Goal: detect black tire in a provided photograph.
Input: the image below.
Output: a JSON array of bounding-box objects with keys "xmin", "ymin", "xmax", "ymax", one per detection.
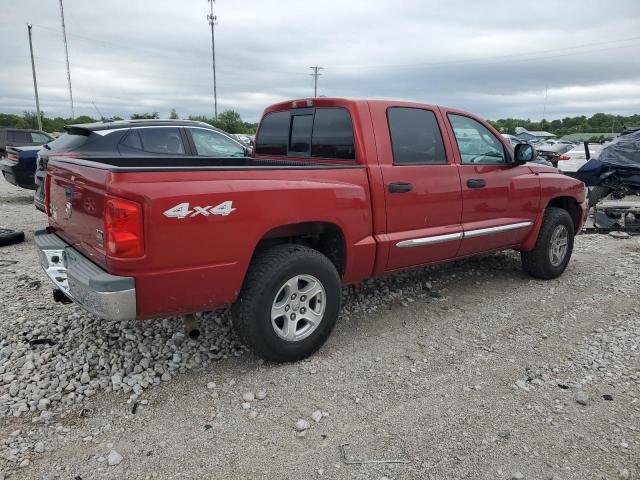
[
  {"xmin": 0, "ymin": 228, "xmax": 25, "ymax": 247},
  {"xmin": 232, "ymin": 244, "xmax": 341, "ymax": 362},
  {"xmin": 587, "ymin": 186, "xmax": 611, "ymax": 209},
  {"xmin": 521, "ymin": 207, "xmax": 574, "ymax": 280}
]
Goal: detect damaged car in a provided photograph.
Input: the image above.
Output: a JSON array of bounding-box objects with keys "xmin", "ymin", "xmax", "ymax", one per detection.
[{"xmin": 570, "ymin": 131, "xmax": 640, "ymax": 233}]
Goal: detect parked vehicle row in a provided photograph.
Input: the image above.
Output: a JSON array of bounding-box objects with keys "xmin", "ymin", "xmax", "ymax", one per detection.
[
  {"xmin": 34, "ymin": 97, "xmax": 587, "ymax": 361},
  {"xmin": 32, "ymin": 120, "xmax": 251, "ymax": 211}
]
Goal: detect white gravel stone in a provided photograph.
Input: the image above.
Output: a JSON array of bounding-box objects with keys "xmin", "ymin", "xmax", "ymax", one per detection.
[
  {"xmin": 242, "ymin": 391, "xmax": 255, "ymax": 402},
  {"xmin": 311, "ymin": 410, "xmax": 322, "ymax": 423},
  {"xmin": 207, "ymin": 382, "xmax": 217, "ymax": 390},
  {"xmin": 241, "ymin": 402, "xmax": 251, "ymax": 410},
  {"xmin": 575, "ymin": 391, "xmax": 589, "ymax": 406},
  {"xmin": 107, "ymin": 450, "xmax": 124, "ymax": 466},
  {"xmin": 295, "ymin": 419, "xmax": 310, "ymax": 431},
  {"xmin": 255, "ymin": 390, "xmax": 267, "ymax": 400}
]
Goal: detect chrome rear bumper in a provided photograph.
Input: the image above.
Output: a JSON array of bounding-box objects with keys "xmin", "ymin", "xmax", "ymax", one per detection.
[{"xmin": 34, "ymin": 230, "xmax": 136, "ymax": 321}]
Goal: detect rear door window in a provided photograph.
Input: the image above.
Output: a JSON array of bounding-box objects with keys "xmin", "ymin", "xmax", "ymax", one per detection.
[
  {"xmin": 387, "ymin": 107, "xmax": 447, "ymax": 165},
  {"xmin": 137, "ymin": 128, "xmax": 186, "ymax": 155},
  {"xmin": 255, "ymin": 111, "xmax": 289, "ymax": 155}
]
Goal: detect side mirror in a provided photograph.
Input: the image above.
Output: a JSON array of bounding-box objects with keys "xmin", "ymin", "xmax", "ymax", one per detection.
[{"xmin": 514, "ymin": 143, "xmax": 536, "ymax": 164}]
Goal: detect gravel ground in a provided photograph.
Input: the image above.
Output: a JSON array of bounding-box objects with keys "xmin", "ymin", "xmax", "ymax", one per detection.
[{"xmin": 0, "ymin": 179, "xmax": 639, "ymax": 480}]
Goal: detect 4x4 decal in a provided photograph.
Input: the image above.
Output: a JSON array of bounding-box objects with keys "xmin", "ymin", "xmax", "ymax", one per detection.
[{"xmin": 163, "ymin": 201, "xmax": 236, "ymax": 219}]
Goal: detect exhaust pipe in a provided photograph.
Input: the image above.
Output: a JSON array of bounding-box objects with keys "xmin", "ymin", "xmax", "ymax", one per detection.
[
  {"xmin": 183, "ymin": 314, "xmax": 201, "ymax": 339},
  {"xmin": 52, "ymin": 288, "xmax": 72, "ymax": 304}
]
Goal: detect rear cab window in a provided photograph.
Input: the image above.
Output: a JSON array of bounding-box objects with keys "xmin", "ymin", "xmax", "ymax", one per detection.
[{"xmin": 255, "ymin": 107, "xmax": 356, "ymax": 160}]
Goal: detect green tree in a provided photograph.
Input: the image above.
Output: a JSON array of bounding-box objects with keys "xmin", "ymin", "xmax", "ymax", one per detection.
[
  {"xmin": 169, "ymin": 109, "xmax": 178, "ymax": 119},
  {"xmin": 130, "ymin": 112, "xmax": 159, "ymax": 120},
  {"xmin": 216, "ymin": 110, "xmax": 244, "ymax": 133}
]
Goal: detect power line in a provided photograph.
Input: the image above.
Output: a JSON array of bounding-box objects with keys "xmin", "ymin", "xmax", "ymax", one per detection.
[
  {"xmin": 310, "ymin": 66, "xmax": 323, "ymax": 97},
  {"xmin": 58, "ymin": 0, "xmax": 74, "ymax": 118},
  {"xmin": 327, "ymin": 35, "xmax": 640, "ymax": 71}
]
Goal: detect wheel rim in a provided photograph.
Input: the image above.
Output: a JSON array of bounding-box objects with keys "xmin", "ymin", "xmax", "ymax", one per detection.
[
  {"xmin": 271, "ymin": 274, "xmax": 326, "ymax": 342},
  {"xmin": 549, "ymin": 224, "xmax": 569, "ymax": 267}
]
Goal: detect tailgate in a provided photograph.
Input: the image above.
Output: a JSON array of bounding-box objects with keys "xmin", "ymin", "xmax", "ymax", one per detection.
[{"xmin": 47, "ymin": 159, "xmax": 109, "ymax": 268}]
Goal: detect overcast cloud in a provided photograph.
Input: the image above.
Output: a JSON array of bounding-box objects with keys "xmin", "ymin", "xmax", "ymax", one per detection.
[{"xmin": 1, "ymin": 0, "xmax": 639, "ymax": 122}]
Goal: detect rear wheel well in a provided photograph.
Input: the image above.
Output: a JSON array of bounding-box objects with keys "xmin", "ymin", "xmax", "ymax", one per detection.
[
  {"xmin": 253, "ymin": 222, "xmax": 346, "ymax": 277},
  {"xmin": 547, "ymin": 196, "xmax": 580, "ymax": 231}
]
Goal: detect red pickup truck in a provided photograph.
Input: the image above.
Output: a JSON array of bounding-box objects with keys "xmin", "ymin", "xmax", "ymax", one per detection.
[{"xmin": 35, "ymin": 98, "xmax": 587, "ymax": 361}]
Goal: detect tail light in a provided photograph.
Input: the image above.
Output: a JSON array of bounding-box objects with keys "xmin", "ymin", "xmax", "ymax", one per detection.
[
  {"xmin": 104, "ymin": 196, "xmax": 144, "ymax": 258},
  {"xmin": 558, "ymin": 155, "xmax": 571, "ymax": 161},
  {"xmin": 7, "ymin": 153, "xmax": 19, "ymax": 164},
  {"xmin": 44, "ymin": 174, "xmax": 51, "ymax": 216}
]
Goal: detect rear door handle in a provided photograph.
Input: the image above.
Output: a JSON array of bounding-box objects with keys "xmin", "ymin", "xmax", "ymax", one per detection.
[
  {"xmin": 389, "ymin": 182, "xmax": 413, "ymax": 193},
  {"xmin": 467, "ymin": 179, "xmax": 486, "ymax": 188}
]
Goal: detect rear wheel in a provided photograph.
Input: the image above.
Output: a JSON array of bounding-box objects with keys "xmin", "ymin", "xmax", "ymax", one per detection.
[
  {"xmin": 232, "ymin": 244, "xmax": 341, "ymax": 362},
  {"xmin": 521, "ymin": 207, "xmax": 574, "ymax": 279}
]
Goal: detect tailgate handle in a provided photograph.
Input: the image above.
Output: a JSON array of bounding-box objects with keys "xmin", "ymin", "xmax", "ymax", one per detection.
[
  {"xmin": 467, "ymin": 179, "xmax": 486, "ymax": 188},
  {"xmin": 389, "ymin": 182, "xmax": 413, "ymax": 193}
]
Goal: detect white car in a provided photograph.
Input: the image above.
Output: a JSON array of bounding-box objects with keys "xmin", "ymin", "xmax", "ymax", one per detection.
[{"xmin": 557, "ymin": 143, "xmax": 604, "ymax": 173}]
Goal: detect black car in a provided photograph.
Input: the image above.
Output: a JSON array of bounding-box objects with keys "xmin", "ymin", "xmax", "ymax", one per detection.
[
  {"xmin": 34, "ymin": 119, "xmax": 251, "ymax": 211},
  {"xmin": 0, "ymin": 128, "xmax": 53, "ymax": 189}
]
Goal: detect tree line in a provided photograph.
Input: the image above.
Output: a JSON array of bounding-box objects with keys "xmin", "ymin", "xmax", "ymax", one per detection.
[
  {"xmin": 2, "ymin": 109, "xmax": 638, "ymax": 138},
  {"xmin": 488, "ymin": 112, "xmax": 640, "ymax": 137},
  {"xmin": 0, "ymin": 109, "xmax": 258, "ymax": 135}
]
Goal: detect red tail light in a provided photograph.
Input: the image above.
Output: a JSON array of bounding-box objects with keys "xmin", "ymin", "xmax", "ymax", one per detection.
[
  {"xmin": 558, "ymin": 155, "xmax": 571, "ymax": 161},
  {"xmin": 104, "ymin": 196, "xmax": 144, "ymax": 258},
  {"xmin": 44, "ymin": 174, "xmax": 51, "ymax": 216},
  {"xmin": 7, "ymin": 153, "xmax": 19, "ymax": 163}
]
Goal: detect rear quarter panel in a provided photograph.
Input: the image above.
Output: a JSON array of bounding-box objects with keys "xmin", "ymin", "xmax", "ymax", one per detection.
[{"xmin": 107, "ymin": 167, "xmax": 374, "ymax": 318}]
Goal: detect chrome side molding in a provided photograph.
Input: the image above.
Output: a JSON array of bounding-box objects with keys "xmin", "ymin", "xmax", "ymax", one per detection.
[
  {"xmin": 396, "ymin": 232, "xmax": 463, "ymax": 248},
  {"xmin": 395, "ymin": 221, "xmax": 533, "ymax": 248}
]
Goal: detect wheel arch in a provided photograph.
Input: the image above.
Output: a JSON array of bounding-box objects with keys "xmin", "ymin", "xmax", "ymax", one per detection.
[
  {"xmin": 252, "ymin": 221, "xmax": 347, "ymax": 278},
  {"xmin": 520, "ymin": 195, "xmax": 582, "ymax": 251}
]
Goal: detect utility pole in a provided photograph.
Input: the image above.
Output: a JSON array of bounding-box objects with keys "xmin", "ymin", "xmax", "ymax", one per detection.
[
  {"xmin": 58, "ymin": 0, "xmax": 74, "ymax": 118},
  {"xmin": 207, "ymin": 0, "xmax": 218, "ymax": 120},
  {"xmin": 541, "ymin": 85, "xmax": 548, "ymax": 124},
  {"xmin": 27, "ymin": 23, "xmax": 42, "ymax": 131},
  {"xmin": 309, "ymin": 66, "xmax": 323, "ymax": 97}
]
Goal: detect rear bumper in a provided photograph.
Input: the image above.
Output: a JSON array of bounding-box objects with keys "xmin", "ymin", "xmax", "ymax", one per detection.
[
  {"xmin": 34, "ymin": 230, "xmax": 137, "ymax": 321},
  {"xmin": 1, "ymin": 159, "xmax": 36, "ymax": 189}
]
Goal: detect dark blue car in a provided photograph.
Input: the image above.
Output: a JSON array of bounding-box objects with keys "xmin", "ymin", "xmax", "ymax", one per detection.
[{"xmin": 0, "ymin": 144, "xmax": 47, "ymax": 190}]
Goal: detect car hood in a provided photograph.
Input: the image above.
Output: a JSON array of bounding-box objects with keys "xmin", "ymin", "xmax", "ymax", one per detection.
[{"xmin": 527, "ymin": 163, "xmax": 559, "ymax": 174}]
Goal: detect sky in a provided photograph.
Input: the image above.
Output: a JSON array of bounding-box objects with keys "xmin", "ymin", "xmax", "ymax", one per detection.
[{"xmin": 1, "ymin": 0, "xmax": 640, "ymax": 122}]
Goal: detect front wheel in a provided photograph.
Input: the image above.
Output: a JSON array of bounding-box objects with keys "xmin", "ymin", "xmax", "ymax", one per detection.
[
  {"xmin": 521, "ymin": 207, "xmax": 575, "ymax": 279},
  {"xmin": 232, "ymin": 244, "xmax": 341, "ymax": 362}
]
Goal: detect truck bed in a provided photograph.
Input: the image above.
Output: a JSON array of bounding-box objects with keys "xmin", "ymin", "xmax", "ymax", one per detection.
[{"xmin": 45, "ymin": 155, "xmax": 375, "ymax": 318}]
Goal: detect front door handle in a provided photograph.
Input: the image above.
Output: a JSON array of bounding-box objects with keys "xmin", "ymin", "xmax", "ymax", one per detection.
[
  {"xmin": 467, "ymin": 179, "xmax": 486, "ymax": 188},
  {"xmin": 389, "ymin": 182, "xmax": 413, "ymax": 193}
]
